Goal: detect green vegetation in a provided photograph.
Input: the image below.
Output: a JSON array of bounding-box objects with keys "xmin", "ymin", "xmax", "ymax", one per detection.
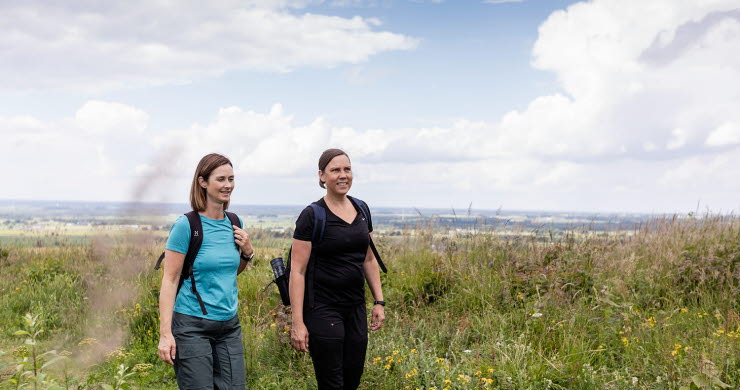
[{"xmin": 0, "ymin": 216, "xmax": 738, "ymax": 389}]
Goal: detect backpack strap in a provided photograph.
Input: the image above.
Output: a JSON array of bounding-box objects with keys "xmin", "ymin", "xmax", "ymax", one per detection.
[
  {"xmin": 225, "ymin": 211, "xmax": 242, "ymax": 229},
  {"xmin": 309, "ymin": 203, "xmax": 326, "ymax": 244},
  {"xmin": 304, "ymin": 202, "xmax": 327, "ymax": 308},
  {"xmin": 181, "ymin": 211, "xmax": 207, "ymax": 315},
  {"xmin": 156, "ymin": 211, "xmax": 240, "ymax": 316},
  {"xmin": 348, "ymin": 196, "xmax": 387, "ymax": 273}
]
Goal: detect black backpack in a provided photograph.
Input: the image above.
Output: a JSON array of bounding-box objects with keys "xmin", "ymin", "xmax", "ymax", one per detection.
[
  {"xmin": 155, "ymin": 211, "xmax": 242, "ymax": 315},
  {"xmin": 279, "ymin": 196, "xmax": 387, "ymax": 307}
]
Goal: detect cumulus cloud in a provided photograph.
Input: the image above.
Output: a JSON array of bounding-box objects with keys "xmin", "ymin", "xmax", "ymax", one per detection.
[
  {"xmin": 2, "ymin": 95, "xmax": 739, "ymax": 211},
  {"xmin": 3, "ymin": 0, "xmax": 740, "ymax": 211},
  {"xmin": 0, "ymin": 0, "xmax": 417, "ymax": 92},
  {"xmin": 76, "ymin": 101, "xmax": 149, "ymax": 135},
  {"xmin": 513, "ymin": 0, "xmax": 740, "ymax": 162},
  {"xmin": 705, "ymin": 122, "xmax": 740, "ymax": 147},
  {"xmin": 0, "ymin": 100, "xmax": 158, "ymax": 200}
]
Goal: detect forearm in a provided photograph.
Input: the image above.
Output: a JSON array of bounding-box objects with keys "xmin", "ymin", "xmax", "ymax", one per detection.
[
  {"xmin": 237, "ymin": 259, "xmax": 248, "ymax": 275},
  {"xmin": 159, "ymin": 277, "xmax": 178, "ymax": 335},
  {"xmin": 364, "ymin": 260, "xmax": 384, "ymax": 301},
  {"xmin": 289, "ymin": 271, "xmax": 306, "ymax": 324}
]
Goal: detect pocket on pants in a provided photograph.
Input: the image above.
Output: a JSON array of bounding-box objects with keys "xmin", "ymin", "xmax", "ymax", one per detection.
[
  {"xmin": 175, "ymin": 343, "xmax": 213, "ymax": 390},
  {"xmin": 225, "ymin": 341, "xmax": 246, "ymax": 388}
]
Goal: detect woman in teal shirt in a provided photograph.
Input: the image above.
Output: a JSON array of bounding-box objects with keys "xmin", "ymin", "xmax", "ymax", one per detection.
[{"xmin": 157, "ymin": 153, "xmax": 254, "ymax": 389}]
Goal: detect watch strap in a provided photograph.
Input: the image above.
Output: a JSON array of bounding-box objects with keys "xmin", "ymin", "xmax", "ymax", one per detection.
[{"xmin": 241, "ymin": 251, "xmax": 254, "ymax": 262}]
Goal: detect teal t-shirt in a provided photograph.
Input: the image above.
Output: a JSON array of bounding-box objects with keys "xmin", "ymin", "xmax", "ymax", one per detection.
[{"xmin": 165, "ymin": 212, "xmax": 243, "ymax": 321}]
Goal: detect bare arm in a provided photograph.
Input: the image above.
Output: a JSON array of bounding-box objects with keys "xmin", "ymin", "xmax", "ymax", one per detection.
[
  {"xmin": 364, "ymin": 232, "xmax": 385, "ymax": 331},
  {"xmin": 158, "ymin": 249, "xmax": 185, "ymax": 365},
  {"xmin": 289, "ymin": 238, "xmax": 312, "ymax": 352}
]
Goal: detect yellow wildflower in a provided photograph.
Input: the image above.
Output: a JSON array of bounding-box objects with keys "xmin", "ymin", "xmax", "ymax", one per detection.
[{"xmin": 78, "ymin": 337, "xmax": 98, "ymax": 346}]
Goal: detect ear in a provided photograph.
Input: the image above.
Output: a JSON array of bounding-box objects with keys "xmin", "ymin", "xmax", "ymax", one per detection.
[{"xmin": 198, "ymin": 176, "xmax": 207, "ymax": 188}]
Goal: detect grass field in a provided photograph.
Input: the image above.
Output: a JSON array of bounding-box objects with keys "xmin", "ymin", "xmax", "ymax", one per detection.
[{"xmin": 0, "ymin": 216, "xmax": 738, "ymax": 389}]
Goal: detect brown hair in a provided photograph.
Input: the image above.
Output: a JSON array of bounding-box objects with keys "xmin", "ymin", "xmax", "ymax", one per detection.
[
  {"xmin": 189, "ymin": 153, "xmax": 233, "ymax": 211},
  {"xmin": 318, "ymin": 148, "xmax": 350, "ymax": 188}
]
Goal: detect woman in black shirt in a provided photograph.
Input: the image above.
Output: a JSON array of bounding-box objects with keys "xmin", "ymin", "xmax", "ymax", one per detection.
[{"xmin": 289, "ymin": 148, "xmax": 386, "ymax": 390}]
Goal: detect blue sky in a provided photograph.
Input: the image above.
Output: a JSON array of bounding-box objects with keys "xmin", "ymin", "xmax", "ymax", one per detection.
[{"xmin": 1, "ymin": 0, "xmax": 739, "ymax": 213}]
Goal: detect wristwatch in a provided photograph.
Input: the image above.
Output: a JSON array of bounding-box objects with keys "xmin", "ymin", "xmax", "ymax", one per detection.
[
  {"xmin": 240, "ymin": 251, "xmax": 255, "ymax": 263},
  {"xmin": 373, "ymin": 300, "xmax": 385, "ymax": 306}
]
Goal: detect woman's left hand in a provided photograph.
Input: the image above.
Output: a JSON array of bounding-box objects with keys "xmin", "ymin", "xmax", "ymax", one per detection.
[
  {"xmin": 370, "ymin": 304, "xmax": 385, "ymax": 331},
  {"xmin": 233, "ymin": 225, "xmax": 254, "ymax": 257}
]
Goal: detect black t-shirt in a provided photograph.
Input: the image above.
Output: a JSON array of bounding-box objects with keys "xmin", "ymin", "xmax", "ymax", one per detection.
[{"xmin": 293, "ymin": 198, "xmax": 373, "ymax": 305}]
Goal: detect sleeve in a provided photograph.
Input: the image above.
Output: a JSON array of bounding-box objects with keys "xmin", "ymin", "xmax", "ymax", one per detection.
[
  {"xmin": 292, "ymin": 206, "xmax": 315, "ymax": 241},
  {"xmin": 165, "ymin": 215, "xmax": 190, "ymax": 254}
]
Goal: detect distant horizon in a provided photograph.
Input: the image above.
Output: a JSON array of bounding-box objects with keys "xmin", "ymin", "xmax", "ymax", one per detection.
[{"xmin": 0, "ymin": 197, "xmax": 722, "ymax": 217}]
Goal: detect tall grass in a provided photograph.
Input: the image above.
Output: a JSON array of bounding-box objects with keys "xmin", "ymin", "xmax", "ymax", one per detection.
[{"xmin": 0, "ymin": 216, "xmax": 738, "ymax": 389}]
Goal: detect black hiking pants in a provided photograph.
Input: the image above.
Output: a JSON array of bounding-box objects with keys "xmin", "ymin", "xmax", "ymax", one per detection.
[{"xmin": 305, "ymin": 302, "xmax": 368, "ymax": 390}]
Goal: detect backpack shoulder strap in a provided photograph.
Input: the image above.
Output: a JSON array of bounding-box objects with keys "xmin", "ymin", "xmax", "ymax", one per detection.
[
  {"xmin": 181, "ymin": 211, "xmax": 208, "ymax": 315},
  {"xmin": 154, "ymin": 211, "xmax": 204, "ymax": 270},
  {"xmin": 309, "ymin": 202, "xmax": 326, "ymax": 245},
  {"xmin": 183, "ymin": 211, "xmax": 204, "ymax": 272},
  {"xmin": 348, "ymin": 196, "xmax": 387, "ymax": 273},
  {"xmin": 225, "ymin": 211, "xmax": 241, "ymax": 229},
  {"xmin": 348, "ymin": 196, "xmax": 369, "ymax": 221},
  {"xmin": 301, "ymin": 202, "xmax": 327, "ymax": 309}
]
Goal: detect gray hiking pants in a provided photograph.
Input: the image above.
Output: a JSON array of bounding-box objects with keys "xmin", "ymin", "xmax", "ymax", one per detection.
[{"xmin": 172, "ymin": 312, "xmax": 246, "ymax": 390}]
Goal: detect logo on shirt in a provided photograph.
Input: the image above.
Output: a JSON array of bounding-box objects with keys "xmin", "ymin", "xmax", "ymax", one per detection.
[{"xmin": 193, "ymin": 231, "xmax": 200, "ymax": 237}]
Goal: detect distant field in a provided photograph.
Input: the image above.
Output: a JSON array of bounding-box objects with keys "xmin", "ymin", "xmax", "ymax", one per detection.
[
  {"xmin": 0, "ymin": 208, "xmax": 737, "ymax": 389},
  {"xmin": 0, "ymin": 199, "xmax": 668, "ymax": 233}
]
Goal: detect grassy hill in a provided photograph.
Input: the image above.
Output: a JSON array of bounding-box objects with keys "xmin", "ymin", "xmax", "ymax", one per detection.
[{"xmin": 0, "ymin": 216, "xmax": 738, "ymax": 389}]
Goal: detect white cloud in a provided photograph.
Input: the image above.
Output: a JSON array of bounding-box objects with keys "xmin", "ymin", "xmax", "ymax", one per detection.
[
  {"xmin": 659, "ymin": 148, "xmax": 740, "ymax": 192},
  {"xmin": 0, "ymin": 1, "xmax": 417, "ymax": 92},
  {"xmin": 3, "ymin": 98, "xmax": 740, "ymax": 211},
  {"xmin": 76, "ymin": 101, "xmax": 149, "ymax": 135},
  {"xmin": 501, "ymin": 0, "xmax": 740, "ymax": 162},
  {"xmin": 3, "ymin": 0, "xmax": 740, "ymax": 212},
  {"xmin": 0, "ymin": 101, "xmax": 158, "ymax": 200},
  {"xmin": 705, "ymin": 122, "xmax": 740, "ymax": 147}
]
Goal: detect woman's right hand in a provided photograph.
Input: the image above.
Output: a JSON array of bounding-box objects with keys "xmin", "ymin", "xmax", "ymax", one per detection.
[
  {"xmin": 158, "ymin": 332, "xmax": 177, "ymax": 365},
  {"xmin": 290, "ymin": 322, "xmax": 309, "ymax": 353}
]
